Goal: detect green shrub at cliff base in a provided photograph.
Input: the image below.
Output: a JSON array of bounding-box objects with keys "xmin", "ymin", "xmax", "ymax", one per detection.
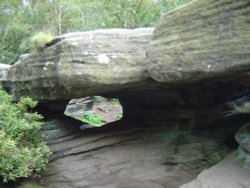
[{"xmin": 0, "ymin": 87, "xmax": 51, "ymax": 183}]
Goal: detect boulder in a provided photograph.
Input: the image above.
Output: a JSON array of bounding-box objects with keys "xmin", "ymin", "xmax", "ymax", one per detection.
[
  {"xmin": 147, "ymin": 0, "xmax": 250, "ymax": 83},
  {"xmin": 0, "ymin": 64, "xmax": 10, "ymax": 82},
  {"xmin": 64, "ymin": 96, "xmax": 123, "ymax": 128},
  {"xmin": 180, "ymin": 152, "xmax": 250, "ymax": 188},
  {"xmin": 5, "ymin": 28, "xmax": 153, "ymax": 101}
]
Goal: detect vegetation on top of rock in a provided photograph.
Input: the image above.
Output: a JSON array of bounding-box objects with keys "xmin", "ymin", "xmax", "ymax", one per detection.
[
  {"xmin": 0, "ymin": 0, "xmax": 191, "ymax": 64},
  {"xmin": 30, "ymin": 32, "xmax": 53, "ymax": 51},
  {"xmin": 0, "ymin": 86, "xmax": 51, "ymax": 183}
]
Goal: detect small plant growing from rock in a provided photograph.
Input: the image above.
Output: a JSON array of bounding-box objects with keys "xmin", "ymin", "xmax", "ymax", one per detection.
[
  {"xmin": 31, "ymin": 32, "xmax": 53, "ymax": 51},
  {"xmin": 81, "ymin": 111, "xmax": 104, "ymax": 126}
]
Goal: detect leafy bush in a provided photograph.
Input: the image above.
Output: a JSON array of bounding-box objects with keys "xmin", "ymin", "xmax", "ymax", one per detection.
[
  {"xmin": 0, "ymin": 86, "xmax": 51, "ymax": 182},
  {"xmin": 31, "ymin": 32, "xmax": 53, "ymax": 50}
]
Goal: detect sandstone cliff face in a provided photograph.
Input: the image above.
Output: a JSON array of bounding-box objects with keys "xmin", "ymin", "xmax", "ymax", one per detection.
[
  {"xmin": 2, "ymin": 0, "xmax": 250, "ymax": 188},
  {"xmin": 4, "ymin": 0, "xmax": 250, "ymax": 102},
  {"xmin": 5, "ymin": 28, "xmax": 153, "ymax": 101},
  {"xmin": 147, "ymin": 0, "xmax": 250, "ymax": 83},
  {"xmin": 180, "ymin": 152, "xmax": 250, "ymax": 188},
  {"xmin": 42, "ymin": 117, "xmax": 228, "ymax": 188}
]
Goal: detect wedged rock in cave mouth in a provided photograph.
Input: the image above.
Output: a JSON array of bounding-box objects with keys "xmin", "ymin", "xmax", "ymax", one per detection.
[
  {"xmin": 147, "ymin": 0, "xmax": 250, "ymax": 83},
  {"xmin": 4, "ymin": 28, "xmax": 153, "ymax": 101},
  {"xmin": 0, "ymin": 64, "xmax": 11, "ymax": 82},
  {"xmin": 64, "ymin": 96, "xmax": 123, "ymax": 128},
  {"xmin": 179, "ymin": 152, "xmax": 250, "ymax": 188},
  {"xmin": 42, "ymin": 117, "xmax": 229, "ymax": 188}
]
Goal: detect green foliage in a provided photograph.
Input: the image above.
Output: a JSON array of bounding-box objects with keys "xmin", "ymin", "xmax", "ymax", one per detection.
[
  {"xmin": 81, "ymin": 111, "xmax": 104, "ymax": 126},
  {"xmin": 100, "ymin": 0, "xmax": 160, "ymax": 28},
  {"xmin": 31, "ymin": 32, "xmax": 53, "ymax": 50},
  {"xmin": 0, "ymin": 86, "xmax": 51, "ymax": 182},
  {"xmin": 0, "ymin": 0, "xmax": 191, "ymax": 64}
]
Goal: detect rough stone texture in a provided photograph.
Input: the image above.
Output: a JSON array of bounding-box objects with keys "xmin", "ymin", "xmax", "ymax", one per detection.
[
  {"xmin": 235, "ymin": 123, "xmax": 250, "ymax": 153},
  {"xmin": 180, "ymin": 152, "xmax": 250, "ymax": 188},
  {"xmin": 43, "ymin": 118, "xmax": 228, "ymax": 188},
  {"xmin": 39, "ymin": 80, "xmax": 249, "ymax": 188},
  {"xmin": 148, "ymin": 0, "xmax": 250, "ymax": 83},
  {"xmin": 64, "ymin": 96, "xmax": 123, "ymax": 127},
  {"xmin": 235, "ymin": 124, "xmax": 250, "ymax": 170},
  {"xmin": 1, "ymin": 0, "xmax": 250, "ymax": 187},
  {"xmin": 5, "ymin": 28, "xmax": 153, "ymax": 101},
  {"xmin": 41, "ymin": 117, "xmax": 80, "ymax": 144},
  {"xmin": 107, "ymin": 80, "xmax": 250, "ymax": 133},
  {"xmin": 0, "ymin": 64, "xmax": 11, "ymax": 82},
  {"xmin": 39, "ymin": 79, "xmax": 250, "ymax": 188},
  {"xmin": 237, "ymin": 146, "xmax": 250, "ymax": 171}
]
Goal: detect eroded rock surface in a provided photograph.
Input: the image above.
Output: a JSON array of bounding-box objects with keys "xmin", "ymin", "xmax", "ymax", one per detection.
[
  {"xmin": 37, "ymin": 79, "xmax": 250, "ymax": 187},
  {"xmin": 5, "ymin": 28, "xmax": 153, "ymax": 101},
  {"xmin": 180, "ymin": 152, "xmax": 250, "ymax": 188},
  {"xmin": 4, "ymin": 0, "xmax": 250, "ymax": 100},
  {"xmin": 235, "ymin": 124, "xmax": 250, "ymax": 169},
  {"xmin": 41, "ymin": 117, "xmax": 80, "ymax": 144},
  {"xmin": 1, "ymin": 0, "xmax": 250, "ymax": 187},
  {"xmin": 235, "ymin": 124, "xmax": 250, "ymax": 153},
  {"xmin": 0, "ymin": 64, "xmax": 10, "ymax": 82},
  {"xmin": 43, "ymin": 119, "xmax": 228, "ymax": 188},
  {"xmin": 148, "ymin": 0, "xmax": 250, "ymax": 83}
]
